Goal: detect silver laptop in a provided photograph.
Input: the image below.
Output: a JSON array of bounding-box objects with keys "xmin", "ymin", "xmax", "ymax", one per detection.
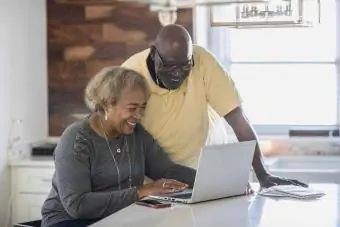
[{"xmin": 149, "ymin": 140, "xmax": 256, "ymax": 204}]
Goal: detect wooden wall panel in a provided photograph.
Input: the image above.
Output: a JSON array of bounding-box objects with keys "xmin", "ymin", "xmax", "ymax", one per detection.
[{"xmin": 47, "ymin": 0, "xmax": 193, "ymax": 136}]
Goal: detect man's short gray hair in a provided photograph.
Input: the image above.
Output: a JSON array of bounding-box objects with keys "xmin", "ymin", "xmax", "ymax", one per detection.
[{"xmin": 84, "ymin": 66, "xmax": 149, "ymax": 112}]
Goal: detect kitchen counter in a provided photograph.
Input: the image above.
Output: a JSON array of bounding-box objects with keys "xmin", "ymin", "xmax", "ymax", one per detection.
[
  {"xmin": 9, "ymin": 155, "xmax": 54, "ymax": 168},
  {"xmin": 92, "ymin": 184, "xmax": 340, "ymax": 227}
]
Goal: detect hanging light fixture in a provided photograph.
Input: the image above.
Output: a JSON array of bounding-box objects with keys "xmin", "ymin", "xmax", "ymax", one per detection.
[
  {"xmin": 118, "ymin": 0, "xmax": 271, "ymax": 26},
  {"xmin": 210, "ymin": 0, "xmax": 321, "ymax": 28},
  {"xmin": 157, "ymin": 9, "xmax": 178, "ymax": 26}
]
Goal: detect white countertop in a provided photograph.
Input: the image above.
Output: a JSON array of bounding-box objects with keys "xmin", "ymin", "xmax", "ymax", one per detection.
[{"xmin": 91, "ymin": 184, "xmax": 340, "ymax": 227}]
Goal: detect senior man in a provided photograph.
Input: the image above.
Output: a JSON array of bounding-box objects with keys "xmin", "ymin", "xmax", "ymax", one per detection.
[{"xmin": 121, "ymin": 24, "xmax": 307, "ymax": 188}]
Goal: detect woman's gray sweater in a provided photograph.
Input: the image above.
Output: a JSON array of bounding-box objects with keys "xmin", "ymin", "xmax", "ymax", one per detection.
[{"xmin": 41, "ymin": 118, "xmax": 196, "ymax": 227}]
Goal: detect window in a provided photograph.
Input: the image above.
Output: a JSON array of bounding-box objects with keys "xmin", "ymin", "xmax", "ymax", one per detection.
[
  {"xmin": 231, "ymin": 64, "xmax": 337, "ymax": 128},
  {"xmin": 215, "ymin": 0, "xmax": 338, "ymax": 135}
]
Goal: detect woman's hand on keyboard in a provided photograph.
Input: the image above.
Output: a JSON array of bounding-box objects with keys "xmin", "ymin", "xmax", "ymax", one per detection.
[{"xmin": 137, "ymin": 179, "xmax": 188, "ymax": 198}]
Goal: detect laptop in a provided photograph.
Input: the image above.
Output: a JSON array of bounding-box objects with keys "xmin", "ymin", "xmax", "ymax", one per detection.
[{"xmin": 149, "ymin": 140, "xmax": 256, "ymax": 204}]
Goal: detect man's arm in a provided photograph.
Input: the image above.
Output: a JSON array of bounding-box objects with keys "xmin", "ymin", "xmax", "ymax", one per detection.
[
  {"xmin": 224, "ymin": 106, "xmax": 269, "ymax": 181},
  {"xmin": 197, "ymin": 46, "xmax": 307, "ymax": 187}
]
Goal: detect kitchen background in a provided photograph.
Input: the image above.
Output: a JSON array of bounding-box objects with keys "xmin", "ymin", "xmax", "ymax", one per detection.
[
  {"xmin": 47, "ymin": 0, "xmax": 192, "ymax": 136},
  {"xmin": 46, "ymin": 0, "xmax": 340, "ymax": 158}
]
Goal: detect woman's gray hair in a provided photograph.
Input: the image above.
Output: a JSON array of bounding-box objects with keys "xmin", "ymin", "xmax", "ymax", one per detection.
[{"xmin": 84, "ymin": 66, "xmax": 150, "ymax": 112}]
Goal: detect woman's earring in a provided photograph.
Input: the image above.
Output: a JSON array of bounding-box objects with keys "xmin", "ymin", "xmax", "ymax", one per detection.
[{"xmin": 105, "ymin": 111, "xmax": 108, "ymax": 121}]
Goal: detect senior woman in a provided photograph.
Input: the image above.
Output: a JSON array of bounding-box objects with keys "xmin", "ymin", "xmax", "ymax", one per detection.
[{"xmin": 41, "ymin": 66, "xmax": 196, "ymax": 227}]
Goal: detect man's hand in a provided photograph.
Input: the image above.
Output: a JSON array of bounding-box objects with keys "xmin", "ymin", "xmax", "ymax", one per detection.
[
  {"xmin": 246, "ymin": 182, "xmax": 254, "ymax": 195},
  {"xmin": 259, "ymin": 174, "xmax": 308, "ymax": 188},
  {"xmin": 224, "ymin": 107, "xmax": 308, "ymax": 190}
]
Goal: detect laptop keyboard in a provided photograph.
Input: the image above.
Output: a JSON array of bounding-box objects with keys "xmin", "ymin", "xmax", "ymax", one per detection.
[
  {"xmin": 171, "ymin": 192, "xmax": 192, "ymax": 199},
  {"xmin": 161, "ymin": 189, "xmax": 193, "ymax": 200}
]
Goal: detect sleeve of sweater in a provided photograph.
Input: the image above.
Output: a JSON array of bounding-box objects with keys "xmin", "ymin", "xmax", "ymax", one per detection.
[
  {"xmin": 140, "ymin": 125, "xmax": 196, "ymax": 187},
  {"xmin": 54, "ymin": 126, "xmax": 139, "ymax": 219}
]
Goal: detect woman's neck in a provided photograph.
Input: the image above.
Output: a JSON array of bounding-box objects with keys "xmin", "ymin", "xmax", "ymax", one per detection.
[{"xmin": 90, "ymin": 113, "xmax": 120, "ymax": 138}]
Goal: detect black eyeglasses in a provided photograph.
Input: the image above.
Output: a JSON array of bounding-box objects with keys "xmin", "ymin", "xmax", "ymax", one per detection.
[{"xmin": 154, "ymin": 47, "xmax": 195, "ymax": 72}]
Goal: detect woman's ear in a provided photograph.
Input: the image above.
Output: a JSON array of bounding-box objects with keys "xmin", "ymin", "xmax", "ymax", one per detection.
[{"xmin": 95, "ymin": 104, "xmax": 104, "ymax": 112}]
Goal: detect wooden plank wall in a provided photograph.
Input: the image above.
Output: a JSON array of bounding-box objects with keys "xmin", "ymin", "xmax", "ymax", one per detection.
[{"xmin": 47, "ymin": 0, "xmax": 193, "ymax": 136}]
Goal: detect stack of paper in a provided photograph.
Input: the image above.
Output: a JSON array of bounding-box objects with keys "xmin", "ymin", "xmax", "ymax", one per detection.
[{"xmin": 258, "ymin": 185, "xmax": 326, "ymax": 199}]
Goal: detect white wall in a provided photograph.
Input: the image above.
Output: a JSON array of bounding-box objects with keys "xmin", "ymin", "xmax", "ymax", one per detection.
[
  {"xmin": 0, "ymin": 3, "xmax": 13, "ymax": 225},
  {"xmin": 9, "ymin": 0, "xmax": 48, "ymax": 143},
  {"xmin": 0, "ymin": 0, "xmax": 47, "ymax": 225}
]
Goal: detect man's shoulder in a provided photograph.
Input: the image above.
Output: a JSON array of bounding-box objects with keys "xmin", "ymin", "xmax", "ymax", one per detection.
[
  {"xmin": 192, "ymin": 44, "xmax": 216, "ymax": 65},
  {"xmin": 192, "ymin": 44, "xmax": 210, "ymax": 56},
  {"xmin": 122, "ymin": 48, "xmax": 150, "ymax": 66}
]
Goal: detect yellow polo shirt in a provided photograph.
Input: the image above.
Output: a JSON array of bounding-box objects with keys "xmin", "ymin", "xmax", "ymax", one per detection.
[{"xmin": 122, "ymin": 45, "xmax": 241, "ymax": 168}]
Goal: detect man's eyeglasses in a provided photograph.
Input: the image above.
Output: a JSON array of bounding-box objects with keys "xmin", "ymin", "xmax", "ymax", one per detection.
[{"xmin": 154, "ymin": 47, "xmax": 194, "ymax": 72}]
